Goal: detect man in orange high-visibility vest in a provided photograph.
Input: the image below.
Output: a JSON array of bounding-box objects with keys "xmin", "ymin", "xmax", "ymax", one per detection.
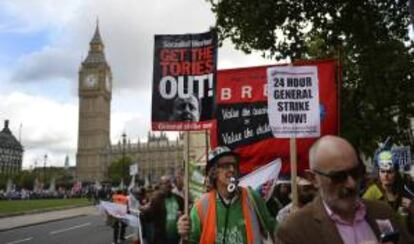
[
  {"xmin": 178, "ymin": 146, "xmax": 275, "ymax": 244},
  {"xmin": 111, "ymin": 189, "xmax": 128, "ymax": 244}
]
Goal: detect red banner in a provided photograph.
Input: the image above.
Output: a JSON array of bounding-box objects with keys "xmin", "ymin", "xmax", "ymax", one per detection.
[{"xmin": 211, "ymin": 59, "xmax": 338, "ymax": 174}]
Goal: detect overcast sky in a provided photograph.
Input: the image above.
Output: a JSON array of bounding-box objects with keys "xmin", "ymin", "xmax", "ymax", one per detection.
[{"xmin": 0, "ymin": 0, "xmax": 276, "ymax": 169}]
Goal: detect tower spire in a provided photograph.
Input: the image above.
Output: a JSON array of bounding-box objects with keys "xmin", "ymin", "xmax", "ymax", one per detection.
[
  {"xmin": 90, "ymin": 19, "xmax": 103, "ymax": 46},
  {"xmin": 83, "ymin": 20, "xmax": 107, "ymax": 65}
]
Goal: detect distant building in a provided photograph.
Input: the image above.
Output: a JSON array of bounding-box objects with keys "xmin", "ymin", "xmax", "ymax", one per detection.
[
  {"xmin": 106, "ymin": 132, "xmax": 184, "ymax": 182},
  {"xmin": 0, "ymin": 120, "xmax": 24, "ymax": 174}
]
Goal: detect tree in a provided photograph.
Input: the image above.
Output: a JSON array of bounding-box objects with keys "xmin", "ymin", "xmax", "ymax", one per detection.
[
  {"xmin": 108, "ymin": 156, "xmax": 133, "ymax": 185},
  {"xmin": 207, "ymin": 0, "xmax": 414, "ymax": 156},
  {"xmin": 15, "ymin": 171, "xmax": 36, "ymax": 190}
]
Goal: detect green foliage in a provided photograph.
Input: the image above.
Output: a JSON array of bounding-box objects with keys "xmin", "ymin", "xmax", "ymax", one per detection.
[
  {"xmin": 14, "ymin": 171, "xmax": 36, "ymax": 190},
  {"xmin": 207, "ymin": 0, "xmax": 414, "ymax": 156},
  {"xmin": 108, "ymin": 156, "xmax": 133, "ymax": 185}
]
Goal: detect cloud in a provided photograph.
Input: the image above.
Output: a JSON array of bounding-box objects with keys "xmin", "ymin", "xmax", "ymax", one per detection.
[
  {"xmin": 0, "ymin": 92, "xmax": 78, "ymax": 168},
  {"xmin": 0, "ymin": 0, "xmax": 82, "ymax": 34},
  {"xmin": 1, "ymin": 0, "xmax": 278, "ymax": 169},
  {"xmin": 11, "ymin": 46, "xmax": 78, "ymax": 83},
  {"xmin": 7, "ymin": 0, "xmax": 273, "ymax": 91}
]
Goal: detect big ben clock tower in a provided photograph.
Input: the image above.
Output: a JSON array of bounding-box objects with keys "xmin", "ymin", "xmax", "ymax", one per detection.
[{"xmin": 76, "ymin": 23, "xmax": 112, "ymax": 181}]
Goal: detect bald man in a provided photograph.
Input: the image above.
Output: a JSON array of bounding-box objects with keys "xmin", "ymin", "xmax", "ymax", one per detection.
[{"xmin": 275, "ymin": 135, "xmax": 413, "ymax": 244}]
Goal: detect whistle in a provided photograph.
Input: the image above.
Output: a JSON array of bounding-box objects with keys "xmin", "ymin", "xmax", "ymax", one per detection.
[{"xmin": 227, "ymin": 177, "xmax": 238, "ymax": 193}]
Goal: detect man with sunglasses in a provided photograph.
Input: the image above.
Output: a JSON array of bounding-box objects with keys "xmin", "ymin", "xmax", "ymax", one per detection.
[
  {"xmin": 275, "ymin": 135, "xmax": 413, "ymax": 244},
  {"xmin": 177, "ymin": 146, "xmax": 275, "ymax": 244}
]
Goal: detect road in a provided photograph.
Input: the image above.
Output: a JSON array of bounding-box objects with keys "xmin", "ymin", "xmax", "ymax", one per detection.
[{"xmin": 0, "ymin": 214, "xmax": 134, "ymax": 244}]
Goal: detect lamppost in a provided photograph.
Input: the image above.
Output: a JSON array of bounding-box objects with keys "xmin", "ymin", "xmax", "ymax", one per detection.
[
  {"xmin": 43, "ymin": 154, "xmax": 47, "ymax": 182},
  {"xmin": 34, "ymin": 160, "xmax": 37, "ymax": 176},
  {"xmin": 122, "ymin": 133, "xmax": 127, "ymax": 188}
]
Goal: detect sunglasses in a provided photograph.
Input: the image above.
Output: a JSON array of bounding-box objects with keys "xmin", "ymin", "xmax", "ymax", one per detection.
[{"xmin": 313, "ymin": 164, "xmax": 364, "ymax": 184}]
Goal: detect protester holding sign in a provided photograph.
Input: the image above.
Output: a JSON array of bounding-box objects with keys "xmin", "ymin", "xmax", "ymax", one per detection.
[{"xmin": 177, "ymin": 146, "xmax": 275, "ymax": 244}]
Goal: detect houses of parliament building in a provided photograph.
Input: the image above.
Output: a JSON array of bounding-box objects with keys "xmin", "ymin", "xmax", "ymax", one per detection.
[{"xmin": 76, "ymin": 24, "xmax": 207, "ymax": 182}]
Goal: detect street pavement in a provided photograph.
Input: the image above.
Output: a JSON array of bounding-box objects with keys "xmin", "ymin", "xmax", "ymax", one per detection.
[
  {"xmin": 0, "ymin": 206, "xmax": 134, "ymax": 244},
  {"xmin": 0, "ymin": 206, "xmax": 96, "ymax": 231},
  {"xmin": 0, "ymin": 214, "xmax": 134, "ymax": 244}
]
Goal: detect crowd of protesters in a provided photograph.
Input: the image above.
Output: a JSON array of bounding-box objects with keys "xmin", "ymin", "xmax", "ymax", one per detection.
[
  {"xmin": 14, "ymin": 135, "xmax": 404, "ymax": 243},
  {"xmin": 0, "ymin": 187, "xmax": 91, "ymax": 200},
  {"xmin": 104, "ymin": 136, "xmax": 413, "ymax": 244}
]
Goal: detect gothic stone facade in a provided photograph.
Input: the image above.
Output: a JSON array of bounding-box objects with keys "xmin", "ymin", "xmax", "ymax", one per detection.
[
  {"xmin": 107, "ymin": 132, "xmax": 184, "ymax": 182},
  {"xmin": 76, "ymin": 24, "xmax": 112, "ymax": 182},
  {"xmin": 0, "ymin": 120, "xmax": 24, "ymax": 174}
]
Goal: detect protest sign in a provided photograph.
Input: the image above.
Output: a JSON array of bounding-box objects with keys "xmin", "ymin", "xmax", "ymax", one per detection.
[
  {"xmin": 267, "ymin": 66, "xmax": 320, "ymax": 138},
  {"xmin": 210, "ymin": 59, "xmax": 338, "ymax": 174},
  {"xmin": 392, "ymin": 146, "xmax": 412, "ymax": 171},
  {"xmin": 152, "ymin": 31, "xmax": 217, "ymax": 131},
  {"xmin": 129, "ymin": 163, "xmax": 138, "ymax": 176}
]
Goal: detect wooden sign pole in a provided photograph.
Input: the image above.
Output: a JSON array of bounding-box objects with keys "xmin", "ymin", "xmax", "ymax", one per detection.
[
  {"xmin": 184, "ymin": 131, "xmax": 190, "ymax": 215},
  {"xmin": 290, "ymin": 136, "xmax": 298, "ymax": 209}
]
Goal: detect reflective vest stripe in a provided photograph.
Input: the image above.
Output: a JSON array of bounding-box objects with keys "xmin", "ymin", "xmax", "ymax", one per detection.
[
  {"xmin": 243, "ymin": 189, "xmax": 261, "ymax": 244},
  {"xmin": 195, "ymin": 188, "xmax": 261, "ymax": 244},
  {"xmin": 199, "ymin": 190, "xmax": 216, "ymax": 243},
  {"xmin": 195, "ymin": 194, "xmax": 209, "ymax": 229}
]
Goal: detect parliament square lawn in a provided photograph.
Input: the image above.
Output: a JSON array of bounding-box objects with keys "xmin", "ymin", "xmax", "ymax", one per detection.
[{"xmin": 0, "ymin": 198, "xmax": 90, "ymax": 215}]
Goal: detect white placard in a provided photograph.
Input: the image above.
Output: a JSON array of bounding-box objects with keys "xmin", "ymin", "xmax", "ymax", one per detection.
[
  {"xmin": 129, "ymin": 163, "xmax": 138, "ymax": 176},
  {"xmin": 267, "ymin": 66, "xmax": 320, "ymax": 138}
]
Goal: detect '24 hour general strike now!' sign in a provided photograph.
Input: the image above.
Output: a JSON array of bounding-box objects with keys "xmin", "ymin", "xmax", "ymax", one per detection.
[
  {"xmin": 267, "ymin": 66, "xmax": 320, "ymax": 138},
  {"xmin": 152, "ymin": 31, "xmax": 217, "ymax": 131}
]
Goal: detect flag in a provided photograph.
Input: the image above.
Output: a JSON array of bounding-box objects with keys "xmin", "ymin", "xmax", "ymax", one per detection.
[
  {"xmin": 211, "ymin": 59, "xmax": 338, "ymax": 174},
  {"xmin": 239, "ymin": 158, "xmax": 281, "ymax": 201}
]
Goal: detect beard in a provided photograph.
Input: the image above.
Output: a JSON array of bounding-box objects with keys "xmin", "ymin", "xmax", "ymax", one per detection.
[
  {"xmin": 321, "ymin": 187, "xmax": 358, "ymax": 215},
  {"xmin": 338, "ymin": 187, "xmax": 357, "ymax": 199},
  {"xmin": 298, "ymin": 192, "xmax": 315, "ymax": 205}
]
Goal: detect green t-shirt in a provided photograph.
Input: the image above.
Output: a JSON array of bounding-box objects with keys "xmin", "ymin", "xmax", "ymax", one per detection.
[
  {"xmin": 189, "ymin": 190, "xmax": 275, "ymax": 244},
  {"xmin": 165, "ymin": 196, "xmax": 180, "ymax": 238}
]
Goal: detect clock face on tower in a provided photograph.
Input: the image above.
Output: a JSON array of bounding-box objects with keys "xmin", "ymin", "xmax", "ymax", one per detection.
[
  {"xmin": 105, "ymin": 75, "xmax": 111, "ymax": 91},
  {"xmin": 85, "ymin": 74, "xmax": 98, "ymax": 88}
]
